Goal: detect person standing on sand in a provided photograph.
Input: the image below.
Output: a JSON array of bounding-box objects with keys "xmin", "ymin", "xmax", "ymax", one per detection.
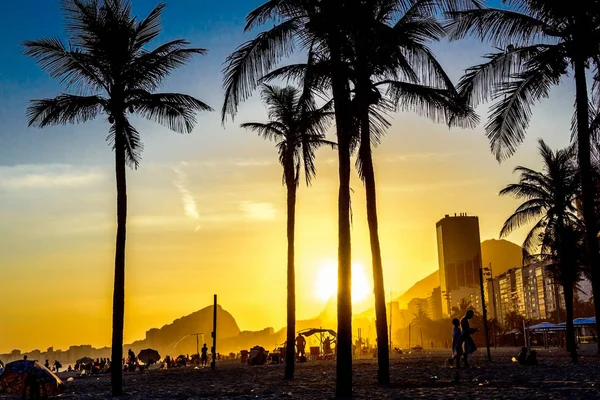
[
  {"xmin": 295, "ymin": 334, "xmax": 306, "ymax": 359},
  {"xmin": 201, "ymin": 343, "xmax": 208, "ymax": 368},
  {"xmin": 449, "ymin": 318, "xmax": 463, "ymax": 368},
  {"xmin": 460, "ymin": 310, "xmax": 479, "ymax": 367}
]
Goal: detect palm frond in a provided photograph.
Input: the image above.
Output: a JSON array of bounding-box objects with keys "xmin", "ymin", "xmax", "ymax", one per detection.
[
  {"xmin": 133, "ymin": 3, "xmax": 166, "ymax": 50},
  {"xmin": 221, "ymin": 19, "xmax": 301, "ymax": 122},
  {"xmin": 240, "ymin": 121, "xmax": 287, "ymax": 141},
  {"xmin": 27, "ymin": 94, "xmax": 106, "ymax": 127},
  {"xmin": 446, "ymin": 8, "xmax": 557, "ymax": 47},
  {"xmin": 132, "ymin": 92, "xmax": 213, "ymax": 134},
  {"xmin": 383, "ymin": 80, "xmax": 479, "ymax": 128},
  {"xmin": 106, "ymin": 118, "xmax": 144, "ymax": 169},
  {"xmin": 23, "ymin": 38, "xmax": 107, "ymax": 92},
  {"xmin": 485, "ymin": 46, "xmax": 565, "ymax": 161},
  {"xmin": 128, "ymin": 40, "xmax": 207, "ymax": 92}
]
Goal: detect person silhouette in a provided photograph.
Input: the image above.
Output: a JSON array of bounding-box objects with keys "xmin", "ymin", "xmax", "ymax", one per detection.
[
  {"xmin": 460, "ymin": 310, "xmax": 479, "ymax": 367},
  {"xmin": 295, "ymin": 334, "xmax": 307, "ymax": 359},
  {"xmin": 201, "ymin": 343, "xmax": 208, "ymax": 368}
]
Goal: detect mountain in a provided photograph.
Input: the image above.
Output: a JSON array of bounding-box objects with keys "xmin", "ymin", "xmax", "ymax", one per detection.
[
  {"xmin": 392, "ymin": 239, "xmax": 522, "ymax": 308},
  {"xmin": 131, "ymin": 305, "xmax": 240, "ymax": 355},
  {"xmin": 481, "ymin": 239, "xmax": 523, "ymax": 277},
  {"xmin": 396, "ymin": 271, "xmax": 439, "ymax": 308}
]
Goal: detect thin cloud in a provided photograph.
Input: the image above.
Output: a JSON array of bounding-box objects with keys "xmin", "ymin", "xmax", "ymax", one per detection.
[
  {"xmin": 240, "ymin": 201, "xmax": 277, "ymax": 221},
  {"xmin": 0, "ymin": 164, "xmax": 105, "ymax": 190},
  {"xmin": 172, "ymin": 163, "xmax": 201, "ymax": 230}
]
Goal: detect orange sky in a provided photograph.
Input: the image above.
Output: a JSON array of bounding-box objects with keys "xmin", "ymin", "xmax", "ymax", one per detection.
[
  {"xmin": 0, "ymin": 1, "xmax": 578, "ymax": 354},
  {"xmin": 0, "ymin": 107, "xmax": 572, "ymax": 354}
]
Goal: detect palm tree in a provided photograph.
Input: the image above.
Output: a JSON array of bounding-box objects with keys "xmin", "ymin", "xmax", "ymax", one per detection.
[
  {"xmin": 258, "ymin": 0, "xmax": 478, "ymax": 383},
  {"xmin": 447, "ymin": 0, "xmax": 600, "ymax": 352},
  {"xmin": 348, "ymin": 0, "xmax": 479, "ymax": 384},
  {"xmin": 499, "ymin": 139, "xmax": 581, "ymax": 362},
  {"xmin": 221, "ymin": 2, "xmax": 357, "ymax": 394},
  {"xmin": 503, "ymin": 310, "xmax": 525, "ymax": 331},
  {"xmin": 24, "ymin": 0, "xmax": 211, "ymax": 394},
  {"xmin": 241, "ymin": 84, "xmax": 333, "ymax": 379},
  {"xmin": 451, "ymin": 299, "xmax": 474, "ymax": 319}
]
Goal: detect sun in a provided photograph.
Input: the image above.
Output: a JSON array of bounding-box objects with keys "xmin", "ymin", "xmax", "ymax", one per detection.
[{"xmin": 315, "ymin": 261, "xmax": 372, "ymax": 303}]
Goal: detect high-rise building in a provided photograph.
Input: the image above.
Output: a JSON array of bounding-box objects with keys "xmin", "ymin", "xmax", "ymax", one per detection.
[{"xmin": 436, "ymin": 213, "xmax": 483, "ymax": 316}]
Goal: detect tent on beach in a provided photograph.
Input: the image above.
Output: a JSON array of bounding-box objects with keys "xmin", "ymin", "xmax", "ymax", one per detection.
[{"xmin": 0, "ymin": 360, "xmax": 63, "ymax": 396}]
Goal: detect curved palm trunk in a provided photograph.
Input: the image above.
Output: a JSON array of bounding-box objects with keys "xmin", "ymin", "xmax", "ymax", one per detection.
[
  {"xmin": 284, "ymin": 171, "xmax": 297, "ymax": 379},
  {"xmin": 563, "ymin": 281, "xmax": 578, "ymax": 363},
  {"xmin": 329, "ymin": 33, "xmax": 354, "ymax": 400},
  {"xmin": 359, "ymin": 106, "xmax": 390, "ymax": 384},
  {"xmin": 574, "ymin": 57, "xmax": 600, "ymax": 354},
  {"xmin": 111, "ymin": 125, "xmax": 127, "ymax": 396}
]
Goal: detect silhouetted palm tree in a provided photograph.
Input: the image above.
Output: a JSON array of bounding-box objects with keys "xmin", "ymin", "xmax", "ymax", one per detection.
[
  {"xmin": 448, "ymin": 1, "xmax": 600, "ymax": 351},
  {"xmin": 503, "ymin": 310, "xmax": 525, "ymax": 331},
  {"xmin": 451, "ymin": 299, "xmax": 474, "ymax": 319},
  {"xmin": 499, "ymin": 140, "xmax": 581, "ymax": 362},
  {"xmin": 241, "ymin": 84, "xmax": 334, "ymax": 379},
  {"xmin": 23, "ymin": 1, "xmax": 211, "ymax": 394},
  {"xmin": 258, "ymin": 0, "xmax": 478, "ymax": 383},
  {"xmin": 221, "ymin": 2, "xmax": 357, "ymax": 393}
]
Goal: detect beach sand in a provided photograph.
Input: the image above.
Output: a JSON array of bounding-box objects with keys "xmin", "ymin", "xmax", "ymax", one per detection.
[{"xmin": 3, "ymin": 348, "xmax": 600, "ymax": 399}]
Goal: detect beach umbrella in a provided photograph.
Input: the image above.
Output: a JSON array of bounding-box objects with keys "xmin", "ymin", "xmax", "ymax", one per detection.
[
  {"xmin": 0, "ymin": 360, "xmax": 63, "ymax": 395},
  {"xmin": 76, "ymin": 357, "xmax": 94, "ymax": 364},
  {"xmin": 138, "ymin": 349, "xmax": 161, "ymax": 364}
]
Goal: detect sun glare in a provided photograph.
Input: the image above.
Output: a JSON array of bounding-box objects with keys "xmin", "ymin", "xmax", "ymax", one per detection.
[{"xmin": 315, "ymin": 261, "xmax": 372, "ymax": 303}]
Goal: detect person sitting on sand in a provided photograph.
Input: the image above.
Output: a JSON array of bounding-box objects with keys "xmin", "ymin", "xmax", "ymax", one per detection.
[
  {"xmin": 517, "ymin": 347, "xmax": 528, "ymax": 365},
  {"xmin": 295, "ymin": 334, "xmax": 307, "ymax": 359},
  {"xmin": 460, "ymin": 310, "xmax": 479, "ymax": 367},
  {"xmin": 201, "ymin": 343, "xmax": 209, "ymax": 368},
  {"xmin": 526, "ymin": 350, "xmax": 538, "ymax": 365},
  {"xmin": 449, "ymin": 318, "xmax": 463, "ymax": 368}
]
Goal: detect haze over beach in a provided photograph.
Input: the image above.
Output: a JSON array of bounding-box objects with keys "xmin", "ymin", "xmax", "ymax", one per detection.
[{"xmin": 0, "ymin": 0, "xmax": 578, "ymax": 356}]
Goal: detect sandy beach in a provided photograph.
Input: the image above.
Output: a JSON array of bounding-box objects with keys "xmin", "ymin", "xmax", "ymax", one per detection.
[{"xmin": 4, "ymin": 348, "xmax": 600, "ymax": 399}]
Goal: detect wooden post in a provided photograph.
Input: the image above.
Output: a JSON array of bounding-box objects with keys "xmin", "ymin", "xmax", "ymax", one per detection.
[{"xmin": 211, "ymin": 294, "xmax": 217, "ymax": 370}]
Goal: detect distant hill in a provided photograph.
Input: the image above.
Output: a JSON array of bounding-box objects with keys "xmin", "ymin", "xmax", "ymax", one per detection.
[
  {"xmin": 131, "ymin": 305, "xmax": 240, "ymax": 355},
  {"xmin": 395, "ymin": 271, "xmax": 439, "ymax": 308},
  {"xmin": 481, "ymin": 239, "xmax": 523, "ymax": 277},
  {"xmin": 393, "ymin": 239, "xmax": 522, "ymax": 307}
]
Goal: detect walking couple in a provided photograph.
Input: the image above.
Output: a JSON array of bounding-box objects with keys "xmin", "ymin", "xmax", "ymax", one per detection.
[{"xmin": 450, "ymin": 310, "xmax": 479, "ymax": 368}]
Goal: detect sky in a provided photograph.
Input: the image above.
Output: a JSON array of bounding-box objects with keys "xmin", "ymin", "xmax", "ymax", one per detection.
[{"xmin": 0, "ymin": 0, "xmax": 578, "ymax": 354}]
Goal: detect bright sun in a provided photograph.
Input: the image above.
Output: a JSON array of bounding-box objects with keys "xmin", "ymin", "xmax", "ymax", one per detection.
[{"xmin": 315, "ymin": 261, "xmax": 372, "ymax": 303}]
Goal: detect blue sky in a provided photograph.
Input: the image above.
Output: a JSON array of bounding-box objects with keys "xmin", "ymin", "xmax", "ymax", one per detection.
[{"xmin": 0, "ymin": 0, "xmax": 581, "ymax": 352}]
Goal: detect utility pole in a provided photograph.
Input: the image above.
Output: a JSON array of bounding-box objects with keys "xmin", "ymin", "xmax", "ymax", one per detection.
[
  {"xmin": 211, "ymin": 294, "xmax": 217, "ymax": 370},
  {"xmin": 479, "ymin": 265, "xmax": 492, "ymax": 361}
]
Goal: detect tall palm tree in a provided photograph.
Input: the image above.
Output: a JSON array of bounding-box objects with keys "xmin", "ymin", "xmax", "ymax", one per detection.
[
  {"xmin": 24, "ymin": 0, "xmax": 211, "ymax": 394},
  {"xmin": 241, "ymin": 84, "xmax": 333, "ymax": 379},
  {"xmin": 451, "ymin": 299, "xmax": 474, "ymax": 319},
  {"xmin": 221, "ymin": 1, "xmax": 357, "ymax": 395},
  {"xmin": 258, "ymin": 0, "xmax": 479, "ymax": 383},
  {"xmin": 499, "ymin": 139, "xmax": 581, "ymax": 362},
  {"xmin": 349, "ymin": 0, "xmax": 479, "ymax": 382},
  {"xmin": 447, "ymin": 0, "xmax": 600, "ymax": 352}
]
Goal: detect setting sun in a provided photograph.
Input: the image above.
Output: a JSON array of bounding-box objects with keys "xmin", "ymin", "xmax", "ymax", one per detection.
[{"xmin": 315, "ymin": 261, "xmax": 372, "ymax": 303}]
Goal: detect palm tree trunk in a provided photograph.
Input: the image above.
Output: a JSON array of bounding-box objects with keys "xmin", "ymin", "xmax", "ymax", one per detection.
[
  {"xmin": 111, "ymin": 124, "xmax": 127, "ymax": 396},
  {"xmin": 284, "ymin": 173, "xmax": 297, "ymax": 379},
  {"xmin": 329, "ymin": 30, "xmax": 354, "ymax": 400},
  {"xmin": 359, "ymin": 105, "xmax": 390, "ymax": 384},
  {"xmin": 563, "ymin": 281, "xmax": 578, "ymax": 363},
  {"xmin": 574, "ymin": 57, "xmax": 600, "ymax": 354}
]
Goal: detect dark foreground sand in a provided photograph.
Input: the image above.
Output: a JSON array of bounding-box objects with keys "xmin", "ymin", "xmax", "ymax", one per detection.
[{"xmin": 4, "ymin": 348, "xmax": 600, "ymax": 399}]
